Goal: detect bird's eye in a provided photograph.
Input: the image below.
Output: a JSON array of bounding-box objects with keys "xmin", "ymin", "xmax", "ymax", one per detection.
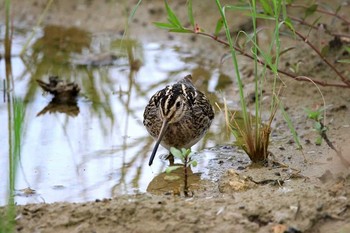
[{"xmin": 176, "ymin": 101, "xmax": 181, "ymax": 109}]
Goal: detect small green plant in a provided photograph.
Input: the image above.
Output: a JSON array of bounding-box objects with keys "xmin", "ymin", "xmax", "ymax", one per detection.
[
  {"xmin": 305, "ymin": 106, "xmax": 350, "ymax": 167},
  {"xmin": 165, "ymin": 147, "xmax": 197, "ymax": 196},
  {"xmin": 304, "ymin": 107, "xmax": 326, "ymax": 145}
]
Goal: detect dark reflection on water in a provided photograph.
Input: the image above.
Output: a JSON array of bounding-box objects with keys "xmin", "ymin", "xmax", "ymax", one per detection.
[
  {"xmin": 0, "ymin": 24, "xmax": 232, "ymax": 205},
  {"xmin": 147, "ymin": 165, "xmax": 201, "ymax": 196},
  {"xmin": 36, "ymin": 76, "xmax": 81, "ymax": 116}
]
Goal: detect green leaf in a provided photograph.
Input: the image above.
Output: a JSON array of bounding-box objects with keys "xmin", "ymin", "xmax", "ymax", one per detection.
[
  {"xmin": 165, "ymin": 166, "xmax": 182, "ymax": 174},
  {"xmin": 321, "ymin": 125, "xmax": 328, "ymax": 132},
  {"xmin": 315, "ymin": 136, "xmax": 323, "ymax": 145},
  {"xmin": 153, "ymin": 22, "xmax": 178, "ymax": 30},
  {"xmin": 337, "ymin": 59, "xmax": 350, "ymax": 64},
  {"xmin": 304, "ymin": 108, "xmax": 320, "ymax": 120},
  {"xmin": 278, "ymin": 47, "xmax": 295, "ymax": 58},
  {"xmin": 170, "ymin": 147, "xmax": 183, "ymax": 159},
  {"xmin": 164, "ymin": 0, "xmax": 182, "ymax": 28},
  {"xmin": 169, "ymin": 28, "xmax": 193, "ymax": 33},
  {"xmin": 188, "ymin": 160, "xmax": 197, "ymax": 167},
  {"xmin": 259, "ymin": 0, "xmax": 273, "ymax": 16},
  {"xmin": 225, "ymin": 4, "xmax": 251, "ymax": 11},
  {"xmin": 304, "ymin": 4, "xmax": 318, "ymax": 19},
  {"xmin": 214, "ymin": 18, "xmax": 224, "ymax": 37},
  {"xmin": 283, "ymin": 17, "xmax": 295, "ymax": 33},
  {"xmin": 314, "ymin": 121, "xmax": 322, "ymax": 131},
  {"xmin": 187, "ymin": 0, "xmax": 194, "ymax": 27},
  {"xmin": 335, "ymin": 4, "xmax": 342, "ymax": 14}
]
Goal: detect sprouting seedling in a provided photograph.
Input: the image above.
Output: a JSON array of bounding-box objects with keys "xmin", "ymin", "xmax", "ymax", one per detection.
[
  {"xmin": 304, "ymin": 106, "xmax": 350, "ymax": 167},
  {"xmin": 304, "ymin": 107, "xmax": 327, "ymax": 145},
  {"xmin": 288, "ymin": 60, "xmax": 302, "ymax": 74},
  {"xmin": 165, "ymin": 147, "xmax": 197, "ymax": 196}
]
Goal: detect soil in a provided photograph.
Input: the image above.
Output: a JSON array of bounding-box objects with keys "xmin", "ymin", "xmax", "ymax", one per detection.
[{"xmin": 1, "ymin": 0, "xmax": 350, "ymax": 232}]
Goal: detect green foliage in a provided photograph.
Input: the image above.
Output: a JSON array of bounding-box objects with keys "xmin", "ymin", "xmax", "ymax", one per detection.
[
  {"xmin": 187, "ymin": 0, "xmax": 194, "ymax": 27},
  {"xmin": 214, "ymin": 18, "xmax": 224, "ymax": 37},
  {"xmin": 1, "ymin": 98, "xmax": 26, "ymax": 233},
  {"xmin": 166, "ymin": 148, "xmax": 196, "ymax": 176},
  {"xmin": 168, "ymin": 147, "xmax": 197, "ymax": 170},
  {"xmin": 305, "ymin": 107, "xmax": 327, "ymax": 145},
  {"xmin": 280, "ymin": 102, "xmax": 302, "ymax": 150},
  {"xmin": 153, "ymin": 1, "xmax": 192, "ymax": 33},
  {"xmin": 304, "ymin": 107, "xmax": 324, "ymax": 122},
  {"xmin": 304, "ymin": 4, "xmax": 318, "ymax": 19},
  {"xmin": 260, "ymin": 0, "xmax": 273, "ymax": 16}
]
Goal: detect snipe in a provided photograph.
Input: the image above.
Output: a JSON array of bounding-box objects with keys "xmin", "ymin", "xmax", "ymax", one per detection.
[{"xmin": 143, "ymin": 74, "xmax": 214, "ymax": 166}]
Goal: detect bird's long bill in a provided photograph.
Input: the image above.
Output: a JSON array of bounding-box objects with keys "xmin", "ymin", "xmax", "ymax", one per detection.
[{"xmin": 148, "ymin": 120, "xmax": 169, "ymax": 166}]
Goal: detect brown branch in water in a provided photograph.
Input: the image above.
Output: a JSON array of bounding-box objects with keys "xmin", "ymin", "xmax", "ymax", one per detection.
[
  {"xmin": 319, "ymin": 122, "xmax": 350, "ymax": 168},
  {"xmin": 288, "ymin": 3, "xmax": 350, "ymax": 25},
  {"xmin": 195, "ymin": 31, "xmax": 350, "ymax": 88}
]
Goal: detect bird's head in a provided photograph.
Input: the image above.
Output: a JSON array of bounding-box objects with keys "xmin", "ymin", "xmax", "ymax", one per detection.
[{"xmin": 159, "ymin": 84, "xmax": 190, "ymax": 124}]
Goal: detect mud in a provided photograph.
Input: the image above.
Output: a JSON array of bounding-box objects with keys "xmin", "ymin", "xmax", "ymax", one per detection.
[{"xmin": 1, "ymin": 0, "xmax": 350, "ymax": 232}]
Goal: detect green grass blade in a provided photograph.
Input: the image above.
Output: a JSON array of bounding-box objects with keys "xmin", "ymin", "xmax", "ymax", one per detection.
[
  {"xmin": 153, "ymin": 22, "xmax": 178, "ymax": 30},
  {"xmin": 20, "ymin": 0, "xmax": 54, "ymax": 55},
  {"xmin": 337, "ymin": 59, "xmax": 350, "ymax": 63},
  {"xmin": 128, "ymin": 0, "xmax": 143, "ymax": 23},
  {"xmin": 187, "ymin": 0, "xmax": 195, "ymax": 27},
  {"xmin": 215, "ymin": 1, "xmax": 249, "ymax": 125},
  {"xmin": 280, "ymin": 101, "xmax": 302, "ymax": 150},
  {"xmin": 225, "ymin": 4, "xmax": 251, "ymax": 11}
]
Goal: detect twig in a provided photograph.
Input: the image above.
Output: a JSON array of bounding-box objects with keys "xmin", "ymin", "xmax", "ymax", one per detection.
[
  {"xmin": 195, "ymin": 31, "xmax": 350, "ymax": 88},
  {"xmin": 183, "ymin": 154, "xmax": 189, "ymax": 197},
  {"xmin": 288, "ymin": 3, "xmax": 350, "ymax": 25},
  {"xmin": 289, "ymin": 15, "xmax": 350, "ymax": 39},
  {"xmin": 319, "ymin": 122, "xmax": 350, "ymax": 168},
  {"xmin": 294, "ymin": 30, "xmax": 350, "ymax": 86}
]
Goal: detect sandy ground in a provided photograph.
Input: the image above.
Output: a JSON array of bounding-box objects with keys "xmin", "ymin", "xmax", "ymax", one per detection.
[{"xmin": 1, "ymin": 0, "xmax": 350, "ymax": 232}]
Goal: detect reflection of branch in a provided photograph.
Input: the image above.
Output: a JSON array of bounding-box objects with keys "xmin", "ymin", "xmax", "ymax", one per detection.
[{"xmin": 195, "ymin": 31, "xmax": 350, "ymax": 88}]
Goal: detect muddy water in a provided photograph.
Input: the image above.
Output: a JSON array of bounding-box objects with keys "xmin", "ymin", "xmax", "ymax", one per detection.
[{"xmin": 0, "ymin": 25, "xmax": 232, "ymax": 205}]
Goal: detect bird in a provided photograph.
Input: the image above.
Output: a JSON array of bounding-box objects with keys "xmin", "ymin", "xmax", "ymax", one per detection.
[{"xmin": 143, "ymin": 74, "xmax": 214, "ymax": 166}]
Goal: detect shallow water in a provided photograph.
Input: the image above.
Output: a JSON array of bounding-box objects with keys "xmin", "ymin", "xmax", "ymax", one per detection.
[{"xmin": 0, "ymin": 25, "xmax": 232, "ymax": 205}]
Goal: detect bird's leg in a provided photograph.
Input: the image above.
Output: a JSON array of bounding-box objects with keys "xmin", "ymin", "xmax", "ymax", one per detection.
[{"xmin": 168, "ymin": 153, "xmax": 174, "ymax": 166}]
